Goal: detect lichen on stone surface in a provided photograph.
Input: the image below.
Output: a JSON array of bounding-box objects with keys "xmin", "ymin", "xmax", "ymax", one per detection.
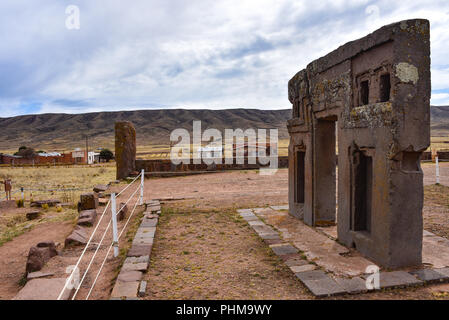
[{"xmin": 395, "ymin": 62, "xmax": 419, "ymax": 85}]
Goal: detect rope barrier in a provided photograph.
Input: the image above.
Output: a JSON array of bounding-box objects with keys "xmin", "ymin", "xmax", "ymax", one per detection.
[
  {"xmin": 56, "ymin": 199, "xmax": 111, "ymax": 300},
  {"xmin": 85, "ymin": 192, "xmax": 141, "ymax": 300},
  {"xmin": 116, "ymin": 172, "xmax": 142, "ymax": 197}
]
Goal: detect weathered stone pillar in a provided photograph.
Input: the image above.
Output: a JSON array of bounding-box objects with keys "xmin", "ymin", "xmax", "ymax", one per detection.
[{"xmin": 115, "ymin": 121, "xmax": 136, "ymax": 180}]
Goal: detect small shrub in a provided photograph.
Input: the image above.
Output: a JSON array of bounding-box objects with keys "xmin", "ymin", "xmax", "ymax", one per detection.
[
  {"xmin": 42, "ymin": 204, "xmax": 49, "ymax": 211},
  {"xmin": 56, "ymin": 206, "xmax": 62, "ymax": 213},
  {"xmin": 16, "ymin": 199, "xmax": 24, "ymax": 208}
]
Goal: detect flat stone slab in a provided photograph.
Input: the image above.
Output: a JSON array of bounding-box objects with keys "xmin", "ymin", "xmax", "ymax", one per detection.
[
  {"xmin": 127, "ymin": 244, "xmax": 152, "ymax": 257},
  {"xmin": 133, "ymin": 238, "xmax": 154, "ymax": 246},
  {"xmin": 270, "ymin": 244, "xmax": 298, "ymax": 256},
  {"xmin": 237, "ymin": 209, "xmax": 254, "ymax": 215},
  {"xmin": 27, "ymin": 271, "xmax": 55, "ymax": 281},
  {"xmin": 270, "ymin": 205, "xmax": 289, "ymax": 211},
  {"xmin": 248, "ymin": 220, "xmax": 265, "ymax": 226},
  {"xmin": 259, "ymin": 233, "xmax": 281, "ymax": 240},
  {"xmin": 147, "ymin": 205, "xmax": 161, "ymax": 212},
  {"xmin": 241, "ymin": 214, "xmax": 259, "ymax": 222},
  {"xmin": 117, "ymin": 271, "xmax": 143, "ymax": 282},
  {"xmin": 295, "ymin": 270, "xmax": 328, "ymax": 282},
  {"xmin": 334, "ymin": 277, "xmax": 368, "ymax": 294},
  {"xmin": 14, "ymin": 278, "xmax": 73, "ymax": 300},
  {"xmin": 423, "ymin": 232, "xmax": 449, "ymax": 268},
  {"xmin": 121, "ymin": 262, "xmax": 149, "ymax": 272},
  {"xmin": 285, "ymin": 255, "xmax": 309, "ymax": 267},
  {"xmin": 435, "ymin": 267, "xmax": 449, "ymax": 277},
  {"xmin": 252, "ymin": 224, "xmax": 276, "ymax": 234},
  {"xmin": 376, "ymin": 271, "xmax": 423, "ymax": 289},
  {"xmin": 140, "ymin": 218, "xmax": 158, "ymax": 228},
  {"xmin": 295, "ymin": 271, "xmax": 346, "ymax": 297},
  {"xmin": 290, "ymin": 264, "xmax": 316, "ymax": 273},
  {"xmin": 410, "ymin": 269, "xmax": 449, "ymax": 283},
  {"xmin": 110, "ymin": 281, "xmax": 139, "ymax": 299},
  {"xmin": 125, "ymin": 255, "xmax": 150, "ymax": 264}
]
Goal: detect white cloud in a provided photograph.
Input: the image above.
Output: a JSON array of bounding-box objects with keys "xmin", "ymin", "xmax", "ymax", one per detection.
[{"xmin": 0, "ymin": 0, "xmax": 448, "ymax": 117}]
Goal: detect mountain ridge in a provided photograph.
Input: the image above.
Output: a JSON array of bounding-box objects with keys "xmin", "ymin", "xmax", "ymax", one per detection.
[{"xmin": 1, "ymin": 106, "xmax": 448, "ymax": 152}]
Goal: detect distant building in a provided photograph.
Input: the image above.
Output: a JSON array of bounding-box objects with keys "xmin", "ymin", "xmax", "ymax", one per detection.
[{"xmin": 88, "ymin": 151, "xmax": 100, "ymax": 164}]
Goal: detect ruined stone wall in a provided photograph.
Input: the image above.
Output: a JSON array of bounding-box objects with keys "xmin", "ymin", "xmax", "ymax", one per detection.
[{"xmin": 287, "ymin": 19, "xmax": 431, "ymax": 268}]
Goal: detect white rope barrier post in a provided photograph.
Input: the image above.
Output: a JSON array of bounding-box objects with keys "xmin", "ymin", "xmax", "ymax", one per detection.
[
  {"xmin": 436, "ymin": 156, "xmax": 440, "ymax": 185},
  {"xmin": 140, "ymin": 169, "xmax": 145, "ymax": 205},
  {"xmin": 111, "ymin": 193, "xmax": 119, "ymax": 257}
]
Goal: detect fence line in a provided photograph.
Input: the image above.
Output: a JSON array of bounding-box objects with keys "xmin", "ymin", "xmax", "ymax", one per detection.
[
  {"xmin": 57, "ymin": 170, "xmax": 144, "ymax": 300},
  {"xmin": 85, "ymin": 187, "xmax": 142, "ymax": 300}
]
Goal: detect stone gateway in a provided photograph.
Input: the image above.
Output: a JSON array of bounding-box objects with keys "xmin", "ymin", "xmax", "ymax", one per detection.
[{"xmin": 287, "ymin": 19, "xmax": 431, "ymax": 268}]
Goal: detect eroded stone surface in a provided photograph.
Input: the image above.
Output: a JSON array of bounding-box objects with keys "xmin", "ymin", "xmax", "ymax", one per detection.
[
  {"xmin": 110, "ymin": 281, "xmax": 139, "ymax": 299},
  {"xmin": 127, "ymin": 244, "xmax": 152, "ymax": 257},
  {"xmin": 117, "ymin": 271, "xmax": 143, "ymax": 282},
  {"xmin": 410, "ymin": 269, "xmax": 449, "ymax": 283},
  {"xmin": 270, "ymin": 244, "xmax": 298, "ymax": 256},
  {"xmin": 14, "ymin": 278, "xmax": 73, "ymax": 300}
]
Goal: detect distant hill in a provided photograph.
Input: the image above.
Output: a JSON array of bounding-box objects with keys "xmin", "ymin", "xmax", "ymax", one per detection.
[
  {"xmin": 1, "ymin": 106, "xmax": 448, "ymax": 153},
  {"xmin": 430, "ymin": 105, "xmax": 449, "ymax": 136},
  {"xmin": 0, "ymin": 109, "xmax": 291, "ymax": 152}
]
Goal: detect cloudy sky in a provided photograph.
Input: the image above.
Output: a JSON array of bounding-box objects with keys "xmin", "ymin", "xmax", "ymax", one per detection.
[{"xmin": 0, "ymin": 0, "xmax": 448, "ymax": 117}]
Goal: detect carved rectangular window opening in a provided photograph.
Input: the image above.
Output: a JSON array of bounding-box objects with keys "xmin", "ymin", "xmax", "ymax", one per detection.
[
  {"xmin": 352, "ymin": 152, "xmax": 372, "ymax": 232},
  {"xmin": 379, "ymin": 73, "xmax": 391, "ymax": 102},
  {"xmin": 360, "ymin": 80, "xmax": 369, "ymax": 106},
  {"xmin": 295, "ymin": 151, "xmax": 305, "ymax": 204}
]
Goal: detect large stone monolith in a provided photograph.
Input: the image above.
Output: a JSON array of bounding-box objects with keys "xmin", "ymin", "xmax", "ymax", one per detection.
[{"xmin": 115, "ymin": 121, "xmax": 136, "ymax": 180}]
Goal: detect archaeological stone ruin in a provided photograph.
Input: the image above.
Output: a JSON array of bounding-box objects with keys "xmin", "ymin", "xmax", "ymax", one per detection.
[{"xmin": 287, "ymin": 19, "xmax": 431, "ymax": 268}]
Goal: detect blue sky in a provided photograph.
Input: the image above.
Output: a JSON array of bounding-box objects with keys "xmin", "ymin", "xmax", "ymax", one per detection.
[{"xmin": 1, "ymin": 0, "xmax": 449, "ymax": 117}]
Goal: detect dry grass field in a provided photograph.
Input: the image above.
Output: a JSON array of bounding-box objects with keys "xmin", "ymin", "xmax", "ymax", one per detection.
[{"xmin": 0, "ymin": 164, "xmax": 116, "ymax": 248}]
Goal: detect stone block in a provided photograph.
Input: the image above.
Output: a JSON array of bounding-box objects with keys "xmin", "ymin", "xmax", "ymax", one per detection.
[
  {"xmin": 434, "ymin": 267, "xmax": 449, "ymax": 277},
  {"xmin": 93, "ymin": 185, "xmax": 109, "ymax": 193},
  {"xmin": 248, "ymin": 220, "xmax": 265, "ymax": 226},
  {"xmin": 117, "ymin": 271, "xmax": 143, "ymax": 282},
  {"xmin": 14, "ymin": 278, "xmax": 73, "ymax": 300},
  {"xmin": 27, "ymin": 271, "xmax": 55, "ymax": 281},
  {"xmin": 117, "ymin": 203, "xmax": 128, "ymax": 221},
  {"xmin": 284, "ymin": 255, "xmax": 308, "ymax": 267},
  {"xmin": 377, "ymin": 271, "xmax": 423, "ymax": 289},
  {"xmin": 115, "ymin": 121, "xmax": 137, "ymax": 180},
  {"xmin": 127, "ymin": 244, "xmax": 152, "ymax": 257},
  {"xmin": 295, "ymin": 270, "xmax": 328, "ymax": 282},
  {"xmin": 259, "ymin": 233, "xmax": 280, "ymax": 240},
  {"xmin": 110, "ymin": 281, "xmax": 139, "ymax": 299},
  {"xmin": 26, "ymin": 244, "xmax": 58, "ymax": 274},
  {"xmin": 121, "ymin": 262, "xmax": 149, "ymax": 272},
  {"xmin": 26, "ymin": 211, "xmax": 41, "ymax": 220},
  {"xmin": 133, "ymin": 238, "xmax": 154, "ymax": 246},
  {"xmin": 270, "ymin": 244, "xmax": 298, "ymax": 256},
  {"xmin": 334, "ymin": 277, "xmax": 368, "ymax": 294},
  {"xmin": 140, "ymin": 218, "xmax": 158, "ymax": 228},
  {"xmin": 65, "ymin": 226, "xmax": 88, "ymax": 247},
  {"xmin": 270, "ymin": 205, "xmax": 289, "ymax": 211},
  {"xmin": 79, "ymin": 193, "xmax": 98, "ymax": 211},
  {"xmin": 299, "ymin": 275, "xmax": 346, "ymax": 297},
  {"xmin": 290, "ymin": 265, "xmax": 316, "ymax": 273},
  {"xmin": 138, "ymin": 281, "xmax": 147, "ymax": 297},
  {"xmin": 410, "ymin": 269, "xmax": 449, "ymax": 283}
]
